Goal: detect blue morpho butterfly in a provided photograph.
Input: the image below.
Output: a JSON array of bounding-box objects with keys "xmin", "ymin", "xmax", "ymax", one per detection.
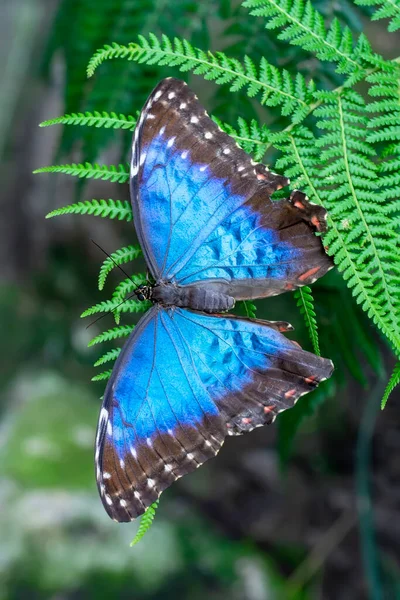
[{"xmin": 95, "ymin": 78, "xmax": 334, "ymax": 522}]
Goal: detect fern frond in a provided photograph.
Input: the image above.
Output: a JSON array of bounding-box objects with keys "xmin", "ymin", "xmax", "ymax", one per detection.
[
  {"xmin": 87, "ymin": 35, "xmax": 315, "ymax": 122},
  {"xmin": 355, "ymin": 0, "xmax": 400, "ymax": 32},
  {"xmin": 381, "ymin": 361, "xmax": 400, "ymax": 408},
  {"xmin": 91, "ymin": 369, "xmax": 113, "ymax": 382},
  {"xmin": 293, "ymin": 286, "xmax": 320, "ymax": 355},
  {"xmin": 275, "ymin": 95, "xmax": 400, "ymax": 357},
  {"xmin": 81, "ymin": 299, "xmax": 145, "ymax": 318},
  {"xmin": 98, "ymin": 244, "xmax": 142, "ymax": 290},
  {"xmin": 34, "ymin": 162, "xmax": 129, "ymax": 183},
  {"xmin": 94, "ymin": 347, "xmax": 122, "ymax": 367},
  {"xmin": 88, "ymin": 324, "xmax": 135, "ymax": 347},
  {"xmin": 130, "ymin": 500, "xmax": 159, "ymax": 546},
  {"xmin": 243, "ymin": 0, "xmax": 385, "ymax": 75},
  {"xmin": 40, "ymin": 111, "xmax": 137, "ymax": 131},
  {"xmin": 46, "ymin": 199, "xmax": 132, "ymax": 221}
]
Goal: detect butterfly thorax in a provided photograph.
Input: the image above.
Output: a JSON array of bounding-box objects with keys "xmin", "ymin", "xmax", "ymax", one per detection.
[{"xmin": 148, "ymin": 282, "xmax": 235, "ymax": 314}]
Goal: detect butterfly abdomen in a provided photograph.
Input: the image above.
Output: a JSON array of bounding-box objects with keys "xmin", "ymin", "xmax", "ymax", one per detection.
[{"xmin": 152, "ymin": 283, "xmax": 235, "ymax": 313}]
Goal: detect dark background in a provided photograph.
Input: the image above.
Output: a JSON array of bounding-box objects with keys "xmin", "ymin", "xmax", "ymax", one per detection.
[{"xmin": 1, "ymin": 1, "xmax": 399, "ymax": 598}]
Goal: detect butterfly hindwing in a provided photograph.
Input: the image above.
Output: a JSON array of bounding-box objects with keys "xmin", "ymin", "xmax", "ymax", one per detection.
[
  {"xmin": 130, "ymin": 78, "xmax": 332, "ymax": 298},
  {"xmin": 96, "ymin": 307, "xmax": 333, "ymax": 521}
]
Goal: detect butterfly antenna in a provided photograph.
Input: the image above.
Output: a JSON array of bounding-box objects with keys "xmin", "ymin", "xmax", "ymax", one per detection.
[{"xmin": 85, "ymin": 239, "xmax": 143, "ymax": 330}]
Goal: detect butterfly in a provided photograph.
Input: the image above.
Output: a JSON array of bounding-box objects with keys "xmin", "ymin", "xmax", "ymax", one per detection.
[{"xmin": 95, "ymin": 78, "xmax": 334, "ymax": 522}]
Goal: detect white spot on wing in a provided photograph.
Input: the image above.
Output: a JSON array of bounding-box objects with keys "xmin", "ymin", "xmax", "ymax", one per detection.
[
  {"xmin": 190, "ymin": 116, "xmax": 199, "ymax": 124},
  {"xmin": 181, "ymin": 151, "xmax": 188, "ymax": 159},
  {"xmin": 105, "ymin": 494, "xmax": 113, "ymax": 506},
  {"xmin": 134, "ymin": 491, "xmax": 141, "ymax": 500},
  {"xmin": 130, "ymin": 446, "xmax": 137, "ymax": 459},
  {"xmin": 107, "ymin": 421, "xmax": 112, "ymax": 436},
  {"xmin": 223, "ymin": 148, "xmax": 231, "ymax": 154},
  {"xmin": 164, "ymin": 464, "xmax": 173, "ymax": 472},
  {"xmin": 159, "ymin": 125, "xmax": 166, "ymax": 136},
  {"xmin": 205, "ymin": 132, "xmax": 213, "ymax": 139},
  {"xmin": 180, "ymin": 102, "xmax": 187, "ymax": 109},
  {"xmin": 148, "ymin": 479, "xmax": 155, "ymax": 488},
  {"xmin": 120, "ymin": 459, "xmax": 125, "ymax": 469},
  {"xmin": 146, "ymin": 113, "xmax": 155, "ymax": 120},
  {"xmin": 103, "ymin": 471, "xmax": 111, "ymax": 479},
  {"xmin": 154, "ymin": 90, "xmax": 162, "ymax": 100},
  {"xmin": 167, "ymin": 137, "xmax": 176, "ymax": 148},
  {"xmin": 168, "ymin": 92, "xmax": 175, "ymax": 99},
  {"xmin": 139, "ymin": 152, "xmax": 147, "ymax": 166},
  {"xmin": 120, "ymin": 499, "xmax": 127, "ymax": 507},
  {"xmin": 199, "ymin": 165, "xmax": 207, "ymax": 172}
]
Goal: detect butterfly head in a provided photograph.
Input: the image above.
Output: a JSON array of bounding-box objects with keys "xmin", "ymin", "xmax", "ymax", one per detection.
[{"xmin": 134, "ymin": 284, "xmax": 153, "ymax": 302}]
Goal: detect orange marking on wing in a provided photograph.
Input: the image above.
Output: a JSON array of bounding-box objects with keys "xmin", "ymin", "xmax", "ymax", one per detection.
[
  {"xmin": 285, "ymin": 283, "xmax": 294, "ymax": 291},
  {"xmin": 256, "ymin": 173, "xmax": 267, "ymax": 181},
  {"xmin": 284, "ymin": 389, "xmax": 297, "ymax": 399},
  {"xmin": 294, "ymin": 201, "xmax": 305, "ymax": 210},
  {"xmin": 305, "ymin": 376, "xmax": 317, "ymax": 384},
  {"xmin": 264, "ymin": 405, "xmax": 274, "ymax": 413},
  {"xmin": 242, "ymin": 417, "xmax": 252, "ymax": 424},
  {"xmin": 299, "ymin": 266, "xmax": 321, "ymax": 282},
  {"xmin": 311, "ymin": 215, "xmax": 321, "ymax": 229}
]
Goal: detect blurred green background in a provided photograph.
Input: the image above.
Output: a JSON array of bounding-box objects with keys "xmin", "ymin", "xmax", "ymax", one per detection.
[{"xmin": 1, "ymin": 0, "xmax": 399, "ymax": 598}]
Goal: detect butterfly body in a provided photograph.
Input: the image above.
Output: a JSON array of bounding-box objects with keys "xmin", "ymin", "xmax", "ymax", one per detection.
[
  {"xmin": 145, "ymin": 281, "xmax": 236, "ymax": 313},
  {"xmin": 95, "ymin": 78, "xmax": 335, "ymax": 522}
]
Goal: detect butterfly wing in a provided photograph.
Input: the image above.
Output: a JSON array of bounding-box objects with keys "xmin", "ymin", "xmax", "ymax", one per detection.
[
  {"xmin": 96, "ymin": 307, "xmax": 333, "ymax": 521},
  {"xmin": 130, "ymin": 78, "xmax": 332, "ymax": 297}
]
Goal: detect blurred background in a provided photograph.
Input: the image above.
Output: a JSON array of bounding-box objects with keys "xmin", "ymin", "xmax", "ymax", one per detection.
[{"xmin": 1, "ymin": 0, "xmax": 399, "ymax": 598}]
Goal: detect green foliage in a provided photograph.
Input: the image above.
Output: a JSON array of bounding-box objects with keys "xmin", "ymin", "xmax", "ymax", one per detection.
[
  {"xmin": 94, "ymin": 347, "xmax": 122, "ymax": 367},
  {"xmin": 130, "ymin": 501, "xmax": 159, "ymax": 546},
  {"xmin": 46, "ymin": 199, "xmax": 133, "ymax": 221},
  {"xmin": 355, "ymin": 0, "xmax": 400, "ymax": 32},
  {"xmin": 35, "ymin": 162, "xmax": 129, "ymax": 183},
  {"xmin": 40, "ymin": 111, "xmax": 138, "ymax": 131},
  {"xmin": 293, "ymin": 286, "xmax": 320, "ymax": 355},
  {"xmin": 87, "ymin": 35, "xmax": 315, "ymax": 122},
  {"xmin": 243, "ymin": 0, "xmax": 386, "ymax": 76},
  {"xmin": 88, "ymin": 324, "xmax": 135, "ymax": 347},
  {"xmin": 381, "ymin": 362, "xmax": 400, "ymax": 408}
]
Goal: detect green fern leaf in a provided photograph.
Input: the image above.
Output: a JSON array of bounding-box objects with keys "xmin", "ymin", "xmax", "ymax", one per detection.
[
  {"xmin": 46, "ymin": 199, "xmax": 132, "ymax": 221},
  {"xmin": 88, "ymin": 324, "xmax": 135, "ymax": 347},
  {"xmin": 94, "ymin": 347, "xmax": 121, "ymax": 367},
  {"xmin": 98, "ymin": 244, "xmax": 142, "ymax": 290},
  {"xmin": 275, "ymin": 94, "xmax": 400, "ymax": 358},
  {"xmin": 381, "ymin": 361, "xmax": 400, "ymax": 408},
  {"xmin": 81, "ymin": 299, "xmax": 145, "ymax": 318},
  {"xmin": 243, "ymin": 0, "xmax": 385, "ymax": 75},
  {"xmin": 355, "ymin": 0, "xmax": 400, "ymax": 32},
  {"xmin": 91, "ymin": 369, "xmax": 113, "ymax": 382},
  {"xmin": 293, "ymin": 286, "xmax": 320, "ymax": 355},
  {"xmin": 213, "ymin": 116, "xmax": 272, "ymax": 161},
  {"xmin": 87, "ymin": 35, "xmax": 314, "ymax": 122},
  {"xmin": 111, "ymin": 275, "xmax": 148, "ymax": 303},
  {"xmin": 130, "ymin": 500, "xmax": 159, "ymax": 546},
  {"xmin": 40, "ymin": 111, "xmax": 137, "ymax": 130},
  {"xmin": 34, "ymin": 162, "xmax": 129, "ymax": 183}
]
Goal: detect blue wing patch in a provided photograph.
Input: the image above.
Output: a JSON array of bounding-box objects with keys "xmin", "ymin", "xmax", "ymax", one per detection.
[
  {"xmin": 96, "ymin": 307, "xmax": 333, "ymax": 521},
  {"xmin": 130, "ymin": 78, "xmax": 332, "ymax": 297}
]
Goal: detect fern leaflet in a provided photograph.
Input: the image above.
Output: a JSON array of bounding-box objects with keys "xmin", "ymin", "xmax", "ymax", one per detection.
[
  {"xmin": 98, "ymin": 244, "xmax": 143, "ymax": 290},
  {"xmin": 81, "ymin": 299, "xmax": 145, "ymax": 318},
  {"xmin": 40, "ymin": 111, "xmax": 138, "ymax": 130},
  {"xmin": 130, "ymin": 500, "xmax": 159, "ymax": 546},
  {"xmin": 92, "ymin": 370, "xmax": 113, "ymax": 382},
  {"xmin": 294, "ymin": 286, "xmax": 320, "ymax": 355},
  {"xmin": 381, "ymin": 361, "xmax": 400, "ymax": 408},
  {"xmin": 94, "ymin": 347, "xmax": 122, "ymax": 367},
  {"xmin": 88, "ymin": 324, "xmax": 135, "ymax": 347},
  {"xmin": 87, "ymin": 34, "xmax": 315, "ymax": 122},
  {"xmin": 46, "ymin": 199, "xmax": 133, "ymax": 221},
  {"xmin": 35, "ymin": 162, "xmax": 129, "ymax": 183}
]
